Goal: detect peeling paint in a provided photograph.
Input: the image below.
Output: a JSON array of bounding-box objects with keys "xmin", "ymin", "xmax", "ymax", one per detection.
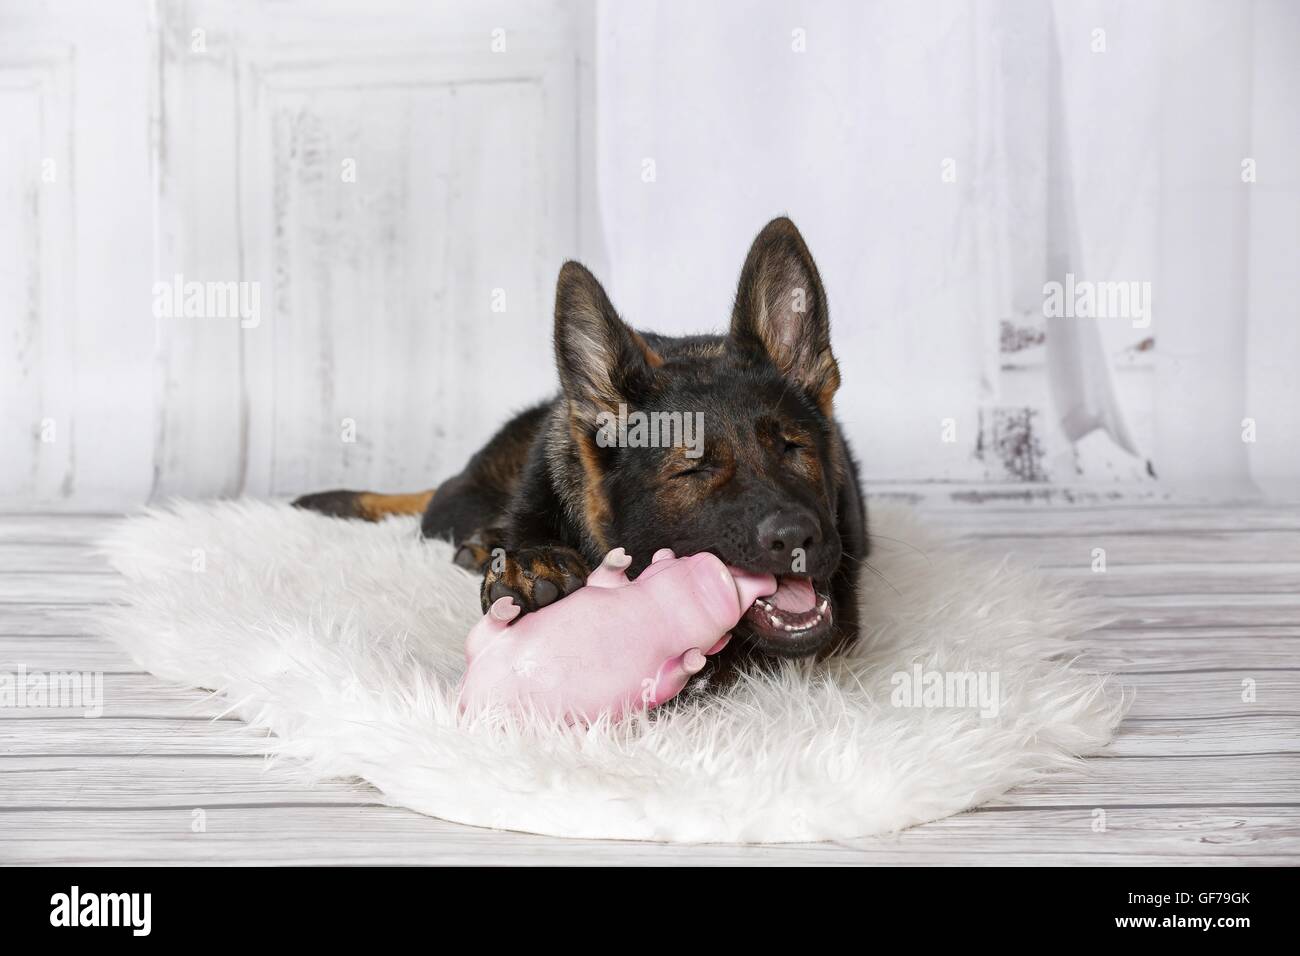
[
  {"xmin": 950, "ymin": 487, "xmax": 1128, "ymax": 506},
  {"xmin": 999, "ymin": 319, "xmax": 1045, "ymax": 354},
  {"xmin": 976, "ymin": 407, "xmax": 1049, "ymax": 483}
]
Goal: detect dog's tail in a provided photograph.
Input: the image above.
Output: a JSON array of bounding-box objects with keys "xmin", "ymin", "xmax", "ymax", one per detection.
[{"xmin": 292, "ymin": 488, "xmax": 435, "ymax": 522}]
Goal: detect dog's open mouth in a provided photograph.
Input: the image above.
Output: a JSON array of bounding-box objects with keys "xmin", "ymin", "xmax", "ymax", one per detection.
[{"xmin": 742, "ymin": 574, "xmax": 832, "ymax": 651}]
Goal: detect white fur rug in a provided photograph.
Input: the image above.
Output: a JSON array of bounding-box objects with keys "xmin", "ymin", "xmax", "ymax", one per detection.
[{"xmin": 99, "ymin": 500, "xmax": 1125, "ymax": 843}]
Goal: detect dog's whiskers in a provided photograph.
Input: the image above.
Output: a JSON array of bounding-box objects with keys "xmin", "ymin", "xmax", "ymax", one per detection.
[
  {"xmin": 839, "ymin": 551, "xmax": 903, "ymax": 596},
  {"xmin": 864, "ymin": 532, "xmax": 933, "ymax": 565}
]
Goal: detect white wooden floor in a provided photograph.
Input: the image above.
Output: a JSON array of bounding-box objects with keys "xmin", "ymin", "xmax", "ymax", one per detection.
[{"xmin": 2, "ymin": 496, "xmax": 1298, "ymax": 865}]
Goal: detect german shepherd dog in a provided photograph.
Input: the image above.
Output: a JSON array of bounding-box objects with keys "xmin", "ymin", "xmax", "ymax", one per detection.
[{"xmin": 295, "ymin": 217, "xmax": 867, "ymax": 682}]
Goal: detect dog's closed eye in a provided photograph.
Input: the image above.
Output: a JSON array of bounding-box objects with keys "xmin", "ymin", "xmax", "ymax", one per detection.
[{"xmin": 671, "ymin": 465, "xmax": 714, "ymax": 480}]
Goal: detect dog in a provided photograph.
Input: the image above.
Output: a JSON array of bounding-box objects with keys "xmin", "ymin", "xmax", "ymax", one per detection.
[{"xmin": 295, "ymin": 216, "xmax": 867, "ymax": 682}]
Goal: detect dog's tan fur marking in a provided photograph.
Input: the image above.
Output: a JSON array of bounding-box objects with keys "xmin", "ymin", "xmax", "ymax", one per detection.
[
  {"xmin": 356, "ymin": 490, "xmax": 435, "ymax": 521},
  {"xmin": 630, "ymin": 329, "xmax": 665, "ymax": 368},
  {"xmin": 570, "ymin": 424, "xmax": 612, "ymax": 552}
]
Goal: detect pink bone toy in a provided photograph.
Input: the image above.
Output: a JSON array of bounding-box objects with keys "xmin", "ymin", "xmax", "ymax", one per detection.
[{"xmin": 459, "ymin": 547, "xmax": 777, "ymax": 723}]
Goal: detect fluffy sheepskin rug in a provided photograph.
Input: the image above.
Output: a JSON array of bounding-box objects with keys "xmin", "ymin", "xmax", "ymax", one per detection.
[{"xmin": 99, "ymin": 500, "xmax": 1125, "ymax": 843}]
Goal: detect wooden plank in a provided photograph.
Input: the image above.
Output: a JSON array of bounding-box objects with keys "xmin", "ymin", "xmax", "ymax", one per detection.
[
  {"xmin": 991, "ymin": 754, "xmax": 1300, "ymax": 806},
  {"xmin": 0, "ymin": 571, "xmax": 121, "ymax": 603},
  {"xmin": 1076, "ymin": 635, "xmax": 1300, "ymax": 671},
  {"xmin": 1044, "ymin": 564, "xmax": 1300, "ymax": 597},
  {"xmin": 920, "ymin": 498, "xmax": 1300, "ymax": 515},
  {"xmin": 0, "ymin": 804, "xmax": 1294, "ymax": 866},
  {"xmin": 919, "ymin": 499, "xmax": 1300, "ymax": 515},
  {"xmin": 1100, "ymin": 595, "xmax": 1300, "ymax": 629},
  {"xmin": 833, "ymin": 805, "xmax": 1300, "ymax": 862},
  {"xmin": 0, "ymin": 674, "xmax": 228, "ymax": 720},
  {"xmin": 1122, "ymin": 672, "xmax": 1300, "ymax": 719},
  {"xmin": 0, "ymin": 544, "xmax": 116, "ymax": 574},
  {"xmin": 922, "ymin": 506, "xmax": 1300, "ymax": 534},
  {"xmin": 0, "ymin": 511, "xmax": 125, "ymax": 518},
  {"xmin": 947, "ymin": 530, "xmax": 1300, "ymax": 566},
  {"xmin": 0, "ymin": 755, "xmax": 376, "ymax": 809},
  {"xmin": 0, "ymin": 604, "xmax": 101, "ymax": 636},
  {"xmin": 0, "ymin": 635, "xmax": 139, "ymax": 671},
  {"xmin": 1104, "ymin": 715, "xmax": 1300, "ymax": 757},
  {"xmin": 1085, "ymin": 625, "xmax": 1300, "ymax": 640},
  {"xmin": 0, "ymin": 514, "xmax": 124, "ymax": 545},
  {"xmin": 0, "ymin": 718, "xmax": 267, "ymax": 756},
  {"xmin": 869, "ymin": 485, "xmax": 1300, "ymax": 512}
]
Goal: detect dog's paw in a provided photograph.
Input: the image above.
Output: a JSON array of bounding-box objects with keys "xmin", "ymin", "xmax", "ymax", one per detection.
[
  {"xmin": 480, "ymin": 545, "xmax": 590, "ymax": 616},
  {"xmin": 452, "ymin": 526, "xmax": 506, "ymax": 573}
]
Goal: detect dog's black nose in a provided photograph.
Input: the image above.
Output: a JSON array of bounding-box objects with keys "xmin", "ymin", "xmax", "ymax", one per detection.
[{"xmin": 757, "ymin": 510, "xmax": 821, "ymax": 566}]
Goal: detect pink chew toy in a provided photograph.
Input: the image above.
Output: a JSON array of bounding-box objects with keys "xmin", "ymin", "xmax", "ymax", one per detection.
[{"xmin": 459, "ymin": 548, "xmax": 777, "ymax": 723}]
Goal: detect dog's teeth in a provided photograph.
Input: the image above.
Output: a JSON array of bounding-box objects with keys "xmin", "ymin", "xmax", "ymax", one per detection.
[{"xmin": 749, "ymin": 595, "xmax": 837, "ymax": 637}]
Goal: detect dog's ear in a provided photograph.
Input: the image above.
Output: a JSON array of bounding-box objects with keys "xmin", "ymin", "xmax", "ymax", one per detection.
[
  {"xmin": 554, "ymin": 261, "xmax": 660, "ymax": 421},
  {"xmin": 730, "ymin": 217, "xmax": 840, "ymax": 412}
]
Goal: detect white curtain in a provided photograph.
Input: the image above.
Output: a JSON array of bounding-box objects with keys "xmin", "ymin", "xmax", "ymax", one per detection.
[{"xmin": 593, "ymin": 0, "xmax": 1300, "ymax": 492}]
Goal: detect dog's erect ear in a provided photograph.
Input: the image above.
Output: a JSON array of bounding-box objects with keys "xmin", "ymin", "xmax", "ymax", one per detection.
[
  {"xmin": 554, "ymin": 261, "xmax": 660, "ymax": 420},
  {"xmin": 730, "ymin": 217, "xmax": 840, "ymax": 412}
]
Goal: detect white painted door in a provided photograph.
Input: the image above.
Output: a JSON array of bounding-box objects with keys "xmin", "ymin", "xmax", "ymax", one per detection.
[
  {"xmin": 0, "ymin": 0, "xmax": 592, "ymax": 508},
  {"xmin": 0, "ymin": 1, "xmax": 157, "ymax": 508},
  {"xmin": 154, "ymin": 0, "xmax": 590, "ymax": 501}
]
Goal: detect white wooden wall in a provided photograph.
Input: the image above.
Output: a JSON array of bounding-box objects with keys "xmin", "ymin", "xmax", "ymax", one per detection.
[
  {"xmin": 0, "ymin": 1, "xmax": 157, "ymax": 508},
  {"xmin": 0, "ymin": 0, "xmax": 595, "ymax": 509},
  {"xmin": 2, "ymin": 0, "xmax": 1296, "ymax": 509},
  {"xmin": 594, "ymin": 0, "xmax": 1300, "ymax": 496}
]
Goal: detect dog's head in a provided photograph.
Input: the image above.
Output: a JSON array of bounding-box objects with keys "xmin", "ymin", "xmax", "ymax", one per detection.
[{"xmin": 554, "ymin": 217, "xmax": 849, "ymax": 657}]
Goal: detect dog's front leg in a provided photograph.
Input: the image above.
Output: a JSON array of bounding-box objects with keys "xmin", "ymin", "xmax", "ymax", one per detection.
[{"xmin": 479, "ymin": 543, "xmax": 591, "ymax": 615}]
